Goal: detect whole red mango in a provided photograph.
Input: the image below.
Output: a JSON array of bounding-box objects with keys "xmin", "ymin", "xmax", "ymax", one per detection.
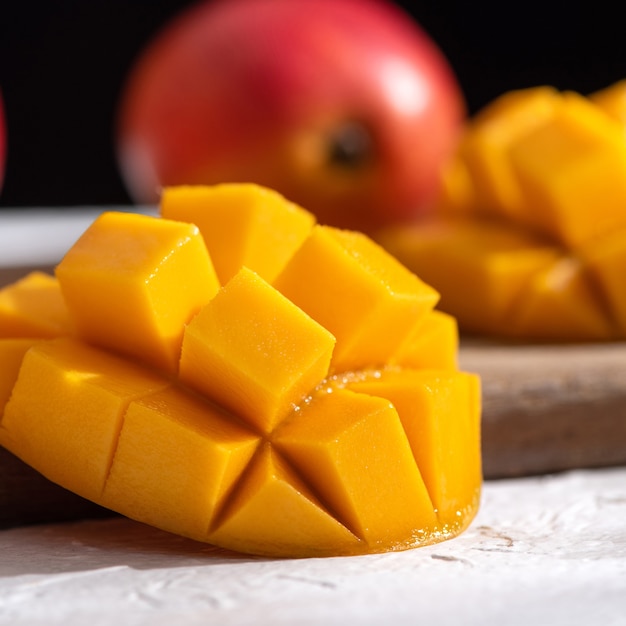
[{"xmin": 116, "ymin": 0, "xmax": 465, "ymax": 232}]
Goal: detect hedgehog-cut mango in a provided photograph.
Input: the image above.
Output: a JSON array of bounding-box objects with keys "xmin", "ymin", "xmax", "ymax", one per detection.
[
  {"xmin": 0, "ymin": 183, "xmax": 481, "ymax": 558},
  {"xmin": 378, "ymin": 82, "xmax": 626, "ymax": 341}
]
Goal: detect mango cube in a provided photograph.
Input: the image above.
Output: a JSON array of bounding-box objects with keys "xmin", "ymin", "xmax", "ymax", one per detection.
[
  {"xmin": 589, "ymin": 79, "xmax": 626, "ymax": 126},
  {"xmin": 56, "ymin": 212, "xmax": 220, "ymax": 373},
  {"xmin": 345, "ymin": 370, "xmax": 482, "ymax": 522},
  {"xmin": 208, "ymin": 445, "xmax": 361, "ymax": 558},
  {"xmin": 102, "ymin": 386, "xmax": 259, "ymax": 541},
  {"xmin": 390, "ymin": 310, "xmax": 459, "ymax": 370},
  {"xmin": 273, "ymin": 388, "xmax": 438, "ymax": 546},
  {"xmin": 510, "ymin": 92, "xmax": 626, "ymax": 247},
  {"xmin": 1, "ymin": 338, "xmax": 169, "ymax": 501},
  {"xmin": 512, "ymin": 256, "xmax": 615, "ymax": 340},
  {"xmin": 378, "ymin": 219, "xmax": 559, "ymax": 337},
  {"xmin": 274, "ymin": 225, "xmax": 439, "ymax": 372},
  {"xmin": 179, "ymin": 267, "xmax": 336, "ymax": 432},
  {"xmin": 160, "ymin": 184, "xmax": 315, "ymax": 284},
  {"xmin": 581, "ymin": 231, "xmax": 626, "ymax": 334}
]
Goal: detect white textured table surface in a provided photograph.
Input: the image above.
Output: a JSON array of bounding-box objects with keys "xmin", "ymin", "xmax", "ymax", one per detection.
[{"xmin": 1, "ymin": 468, "xmax": 625, "ymax": 626}]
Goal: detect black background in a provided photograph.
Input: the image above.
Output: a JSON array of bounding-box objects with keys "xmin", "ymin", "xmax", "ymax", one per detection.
[{"xmin": 1, "ymin": 0, "xmax": 625, "ymax": 208}]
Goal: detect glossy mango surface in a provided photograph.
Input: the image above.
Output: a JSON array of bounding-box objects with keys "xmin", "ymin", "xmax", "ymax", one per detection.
[
  {"xmin": 0, "ymin": 183, "xmax": 481, "ymax": 557},
  {"xmin": 378, "ymin": 83, "xmax": 626, "ymax": 341}
]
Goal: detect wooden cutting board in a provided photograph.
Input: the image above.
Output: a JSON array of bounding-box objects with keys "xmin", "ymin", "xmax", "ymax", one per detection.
[
  {"xmin": 460, "ymin": 339, "xmax": 626, "ymax": 478},
  {"xmin": 1, "ymin": 266, "xmax": 625, "ymax": 529}
]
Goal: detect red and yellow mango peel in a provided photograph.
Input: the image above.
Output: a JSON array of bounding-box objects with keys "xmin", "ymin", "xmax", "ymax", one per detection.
[
  {"xmin": 378, "ymin": 82, "xmax": 626, "ymax": 341},
  {"xmin": 0, "ymin": 183, "xmax": 481, "ymax": 557}
]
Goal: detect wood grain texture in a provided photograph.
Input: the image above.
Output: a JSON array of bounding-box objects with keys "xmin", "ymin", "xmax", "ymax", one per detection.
[
  {"xmin": 1, "ymin": 267, "xmax": 625, "ymax": 527},
  {"xmin": 461, "ymin": 340, "xmax": 626, "ymax": 479}
]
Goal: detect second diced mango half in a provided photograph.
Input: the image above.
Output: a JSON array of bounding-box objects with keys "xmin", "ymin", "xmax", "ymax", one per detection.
[
  {"xmin": 0, "ymin": 183, "xmax": 480, "ymax": 558},
  {"xmin": 377, "ymin": 81, "xmax": 626, "ymax": 341}
]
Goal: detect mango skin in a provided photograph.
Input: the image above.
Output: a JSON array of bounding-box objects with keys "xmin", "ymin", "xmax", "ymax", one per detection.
[
  {"xmin": 116, "ymin": 0, "xmax": 466, "ymax": 234},
  {"xmin": 0, "ymin": 183, "xmax": 481, "ymax": 558},
  {"xmin": 378, "ymin": 82, "xmax": 626, "ymax": 342}
]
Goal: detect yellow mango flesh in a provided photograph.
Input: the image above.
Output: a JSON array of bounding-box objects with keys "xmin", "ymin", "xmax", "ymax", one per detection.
[
  {"xmin": 273, "ymin": 225, "xmax": 439, "ymax": 372},
  {"xmin": 207, "ymin": 445, "xmax": 362, "ymax": 558},
  {"xmin": 274, "ymin": 387, "xmax": 438, "ymax": 547},
  {"xmin": 179, "ymin": 267, "xmax": 336, "ymax": 432},
  {"xmin": 512, "ymin": 256, "xmax": 616, "ymax": 340},
  {"xmin": 378, "ymin": 218, "xmax": 560, "ymax": 336},
  {"xmin": 160, "ymin": 184, "xmax": 316, "ymax": 284},
  {"xmin": 1, "ymin": 338, "xmax": 170, "ymax": 501},
  {"xmin": 0, "ymin": 339, "xmax": 39, "ymax": 411},
  {"xmin": 458, "ymin": 86, "xmax": 561, "ymax": 220},
  {"xmin": 390, "ymin": 310, "xmax": 459, "ymax": 370},
  {"xmin": 102, "ymin": 386, "xmax": 259, "ymax": 541},
  {"xmin": 0, "ymin": 271, "xmax": 73, "ymax": 338},
  {"xmin": 0, "ymin": 183, "xmax": 481, "ymax": 558},
  {"xmin": 509, "ymin": 92, "xmax": 626, "ymax": 248},
  {"xmin": 380, "ymin": 82, "xmax": 626, "ymax": 342},
  {"xmin": 589, "ymin": 80, "xmax": 626, "ymax": 126},
  {"xmin": 56, "ymin": 212, "xmax": 220, "ymax": 373},
  {"xmin": 344, "ymin": 369, "xmax": 481, "ymax": 523},
  {"xmin": 580, "ymin": 231, "xmax": 626, "ymax": 334}
]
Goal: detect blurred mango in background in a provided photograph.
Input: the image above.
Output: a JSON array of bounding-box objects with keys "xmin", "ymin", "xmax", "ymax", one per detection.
[{"xmin": 378, "ymin": 81, "xmax": 626, "ymax": 342}]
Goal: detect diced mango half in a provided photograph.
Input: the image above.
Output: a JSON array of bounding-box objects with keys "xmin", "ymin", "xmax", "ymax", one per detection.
[
  {"xmin": 0, "ymin": 183, "xmax": 481, "ymax": 558},
  {"xmin": 382, "ymin": 82, "xmax": 626, "ymax": 341},
  {"xmin": 0, "ymin": 271, "xmax": 73, "ymax": 338}
]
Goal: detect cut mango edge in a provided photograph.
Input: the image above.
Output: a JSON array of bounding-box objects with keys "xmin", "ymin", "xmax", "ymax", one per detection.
[{"xmin": 0, "ymin": 183, "xmax": 482, "ymax": 558}]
